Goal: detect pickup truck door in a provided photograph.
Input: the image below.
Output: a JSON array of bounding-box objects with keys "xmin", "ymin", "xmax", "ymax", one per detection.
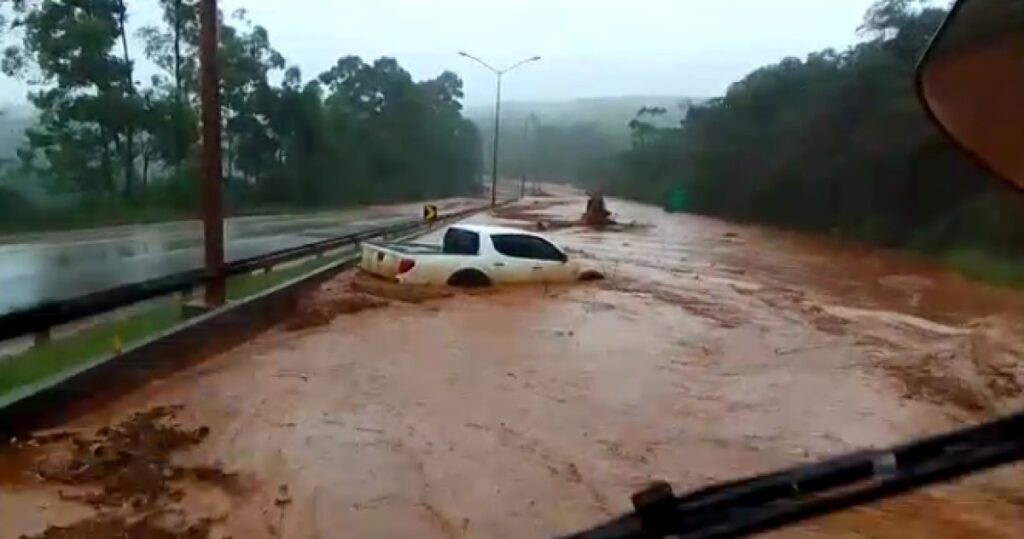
[{"xmin": 488, "ymin": 233, "xmax": 570, "ymax": 283}]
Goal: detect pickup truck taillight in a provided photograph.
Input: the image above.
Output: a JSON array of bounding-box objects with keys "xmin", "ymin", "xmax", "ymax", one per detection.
[{"xmin": 397, "ymin": 258, "xmax": 416, "ymax": 274}]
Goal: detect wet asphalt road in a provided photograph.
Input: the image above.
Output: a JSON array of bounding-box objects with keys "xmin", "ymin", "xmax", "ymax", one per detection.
[{"xmin": 0, "ymin": 207, "xmax": 419, "ymax": 316}]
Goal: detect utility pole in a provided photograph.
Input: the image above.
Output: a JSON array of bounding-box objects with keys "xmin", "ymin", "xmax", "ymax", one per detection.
[
  {"xmin": 458, "ymin": 52, "xmax": 541, "ymax": 206},
  {"xmin": 199, "ymin": 0, "xmax": 225, "ymax": 307},
  {"xmin": 491, "ymin": 72, "xmax": 503, "ymax": 206}
]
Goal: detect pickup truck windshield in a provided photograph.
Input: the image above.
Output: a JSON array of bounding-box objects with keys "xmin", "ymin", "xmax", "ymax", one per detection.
[{"xmin": 443, "ymin": 228, "xmax": 481, "ymax": 255}]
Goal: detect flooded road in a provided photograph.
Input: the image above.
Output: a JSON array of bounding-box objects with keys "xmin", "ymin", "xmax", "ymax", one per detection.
[
  {"xmin": 0, "ymin": 199, "xmax": 477, "ymax": 315},
  {"xmin": 2, "ymin": 192, "xmax": 1024, "ymax": 538}
]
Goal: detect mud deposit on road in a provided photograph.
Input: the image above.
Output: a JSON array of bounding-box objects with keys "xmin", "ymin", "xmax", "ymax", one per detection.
[
  {"xmin": 4, "ymin": 191, "xmax": 1024, "ymax": 538},
  {"xmin": 1, "ymin": 406, "xmax": 241, "ymax": 538},
  {"xmin": 286, "ymin": 273, "xmax": 457, "ymax": 331},
  {"xmin": 492, "ymin": 199, "xmax": 649, "ymax": 234}
]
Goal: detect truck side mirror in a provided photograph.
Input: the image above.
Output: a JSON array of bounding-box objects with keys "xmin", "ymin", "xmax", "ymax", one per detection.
[{"xmin": 917, "ymin": 0, "xmax": 1024, "ymax": 189}]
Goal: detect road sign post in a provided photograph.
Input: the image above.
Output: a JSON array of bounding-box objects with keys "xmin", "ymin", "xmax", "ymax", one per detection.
[{"xmin": 423, "ymin": 205, "xmax": 439, "ymax": 227}]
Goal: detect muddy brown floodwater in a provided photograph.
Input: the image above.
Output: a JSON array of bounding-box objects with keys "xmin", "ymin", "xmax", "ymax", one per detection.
[{"xmin": 4, "ymin": 189, "xmax": 1024, "ymax": 538}]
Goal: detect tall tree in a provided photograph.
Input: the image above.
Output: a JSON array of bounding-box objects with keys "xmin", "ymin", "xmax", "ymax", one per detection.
[
  {"xmin": 137, "ymin": 0, "xmax": 198, "ymax": 178},
  {"xmin": 113, "ymin": 0, "xmax": 137, "ymax": 198},
  {"xmin": 218, "ymin": 11, "xmax": 284, "ymax": 182},
  {"xmin": 2, "ymin": 0, "xmax": 137, "ymax": 197}
]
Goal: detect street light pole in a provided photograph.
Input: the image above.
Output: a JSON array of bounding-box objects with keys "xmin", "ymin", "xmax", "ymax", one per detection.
[
  {"xmin": 491, "ymin": 73, "xmax": 502, "ymax": 206},
  {"xmin": 458, "ymin": 52, "xmax": 541, "ymax": 207},
  {"xmin": 521, "ymin": 115, "xmax": 531, "ymax": 199},
  {"xmin": 199, "ymin": 0, "xmax": 225, "ymax": 307}
]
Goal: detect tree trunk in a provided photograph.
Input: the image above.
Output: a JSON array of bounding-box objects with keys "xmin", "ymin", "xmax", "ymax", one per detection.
[
  {"xmin": 101, "ymin": 128, "xmax": 115, "ymax": 194},
  {"xmin": 225, "ymin": 134, "xmax": 233, "ymax": 180},
  {"xmin": 142, "ymin": 148, "xmax": 151, "ymax": 188},
  {"xmin": 115, "ymin": 0, "xmax": 137, "ymax": 200},
  {"xmin": 173, "ymin": 0, "xmax": 184, "ymax": 179},
  {"xmin": 174, "ymin": 0, "xmax": 183, "ymax": 97}
]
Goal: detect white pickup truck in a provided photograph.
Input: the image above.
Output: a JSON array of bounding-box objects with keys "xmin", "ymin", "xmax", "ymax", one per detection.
[{"xmin": 359, "ymin": 224, "xmax": 583, "ymax": 286}]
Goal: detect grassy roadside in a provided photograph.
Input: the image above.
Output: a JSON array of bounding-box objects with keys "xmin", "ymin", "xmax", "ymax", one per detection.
[
  {"xmin": 0, "ymin": 254, "xmax": 343, "ymax": 399},
  {"xmin": 942, "ymin": 249, "xmax": 1024, "ymax": 288}
]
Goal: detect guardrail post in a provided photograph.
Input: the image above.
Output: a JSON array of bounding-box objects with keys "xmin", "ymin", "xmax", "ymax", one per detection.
[
  {"xmin": 34, "ymin": 328, "xmax": 51, "ymax": 348},
  {"xmin": 180, "ymin": 288, "xmax": 215, "ymax": 320}
]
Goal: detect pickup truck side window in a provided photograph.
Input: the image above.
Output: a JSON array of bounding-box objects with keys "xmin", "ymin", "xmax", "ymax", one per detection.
[
  {"xmin": 491, "ymin": 234, "xmax": 566, "ymax": 262},
  {"xmin": 443, "ymin": 228, "xmax": 480, "ymax": 255}
]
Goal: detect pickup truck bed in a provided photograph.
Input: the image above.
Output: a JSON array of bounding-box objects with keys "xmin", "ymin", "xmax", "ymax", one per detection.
[{"xmin": 361, "ymin": 242, "xmax": 442, "ymax": 255}]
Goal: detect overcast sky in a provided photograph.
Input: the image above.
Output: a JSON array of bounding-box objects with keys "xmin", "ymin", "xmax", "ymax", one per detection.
[{"xmin": 2, "ymin": 0, "xmax": 882, "ymax": 109}]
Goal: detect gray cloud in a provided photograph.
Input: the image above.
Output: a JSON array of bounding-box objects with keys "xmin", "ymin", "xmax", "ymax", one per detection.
[{"xmin": 2, "ymin": 0, "xmax": 879, "ymax": 108}]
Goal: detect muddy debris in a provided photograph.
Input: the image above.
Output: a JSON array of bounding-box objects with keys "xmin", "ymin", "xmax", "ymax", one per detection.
[
  {"xmin": 286, "ymin": 293, "xmax": 388, "ymax": 331},
  {"xmin": 16, "ymin": 406, "xmax": 218, "ymax": 510},
  {"xmin": 22, "ymin": 513, "xmax": 213, "ymax": 539},
  {"xmin": 274, "ymin": 484, "xmax": 292, "ymax": 507},
  {"xmin": 493, "ymin": 196, "xmax": 659, "ymax": 234},
  {"xmin": 887, "ymin": 364, "xmax": 991, "ymax": 414},
  {"xmin": 492, "ymin": 206, "xmax": 579, "ymax": 231},
  {"xmin": 186, "ymin": 465, "xmax": 242, "ymax": 494},
  {"xmin": 881, "ymin": 330, "xmax": 1024, "ymax": 416},
  {"xmin": 9, "ymin": 406, "xmax": 233, "ymax": 539},
  {"xmin": 348, "ymin": 273, "xmax": 454, "ymax": 303},
  {"xmin": 493, "ymin": 206, "xmax": 649, "ymax": 233},
  {"xmin": 287, "ymin": 272, "xmax": 470, "ymax": 331},
  {"xmin": 582, "ymin": 193, "xmax": 615, "ymax": 227}
]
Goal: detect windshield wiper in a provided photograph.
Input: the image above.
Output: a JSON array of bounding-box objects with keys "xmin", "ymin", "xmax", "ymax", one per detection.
[{"xmin": 562, "ymin": 409, "xmax": 1024, "ymax": 539}]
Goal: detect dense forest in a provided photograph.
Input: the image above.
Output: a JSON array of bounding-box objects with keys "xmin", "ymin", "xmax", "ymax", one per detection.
[
  {"xmin": 0, "ymin": 0, "xmax": 482, "ymax": 230},
  {"xmin": 583, "ymin": 0, "xmax": 1024, "ymax": 281}
]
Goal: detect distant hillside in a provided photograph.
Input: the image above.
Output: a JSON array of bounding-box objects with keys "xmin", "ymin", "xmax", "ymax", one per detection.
[
  {"xmin": 465, "ymin": 96, "xmax": 701, "ymax": 183},
  {"xmin": 466, "ymin": 95, "xmax": 698, "ymax": 143}
]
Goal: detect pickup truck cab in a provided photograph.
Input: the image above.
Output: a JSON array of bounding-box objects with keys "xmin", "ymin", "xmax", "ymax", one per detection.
[{"xmin": 359, "ymin": 224, "xmax": 580, "ymax": 286}]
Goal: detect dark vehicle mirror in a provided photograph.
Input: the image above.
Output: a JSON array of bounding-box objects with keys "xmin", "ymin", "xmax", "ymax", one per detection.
[{"xmin": 917, "ymin": 0, "xmax": 1024, "ymax": 189}]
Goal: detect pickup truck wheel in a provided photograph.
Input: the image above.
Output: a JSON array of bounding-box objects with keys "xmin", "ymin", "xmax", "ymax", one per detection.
[{"xmin": 447, "ymin": 269, "xmax": 492, "ymax": 288}]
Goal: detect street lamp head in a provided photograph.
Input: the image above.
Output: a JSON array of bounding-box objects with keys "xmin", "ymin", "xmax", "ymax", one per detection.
[
  {"xmin": 531, "ymin": 56, "xmax": 542, "ymax": 61},
  {"xmin": 458, "ymin": 51, "xmax": 469, "ymax": 57}
]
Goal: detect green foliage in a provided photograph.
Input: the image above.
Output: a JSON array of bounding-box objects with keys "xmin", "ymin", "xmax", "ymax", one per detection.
[
  {"xmin": 0, "ymin": 184, "xmax": 36, "ymax": 221},
  {"xmin": 225, "ymin": 253, "xmax": 341, "ymax": 300},
  {"xmin": 943, "ymin": 249, "xmax": 1024, "ymax": 287},
  {"xmin": 584, "ymin": 0, "xmax": 1024, "ymax": 278},
  {"xmin": 0, "ymin": 106, "xmax": 34, "ymax": 160},
  {"xmin": 0, "ymin": 1, "xmax": 481, "ymax": 231},
  {"xmin": 0, "ymin": 303, "xmax": 181, "ymax": 400}
]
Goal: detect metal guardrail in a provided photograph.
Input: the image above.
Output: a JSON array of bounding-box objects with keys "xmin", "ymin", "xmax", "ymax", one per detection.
[
  {"xmin": 0, "ymin": 204, "xmax": 491, "ymax": 435},
  {"xmin": 0, "ymin": 205, "xmax": 485, "ymax": 344}
]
